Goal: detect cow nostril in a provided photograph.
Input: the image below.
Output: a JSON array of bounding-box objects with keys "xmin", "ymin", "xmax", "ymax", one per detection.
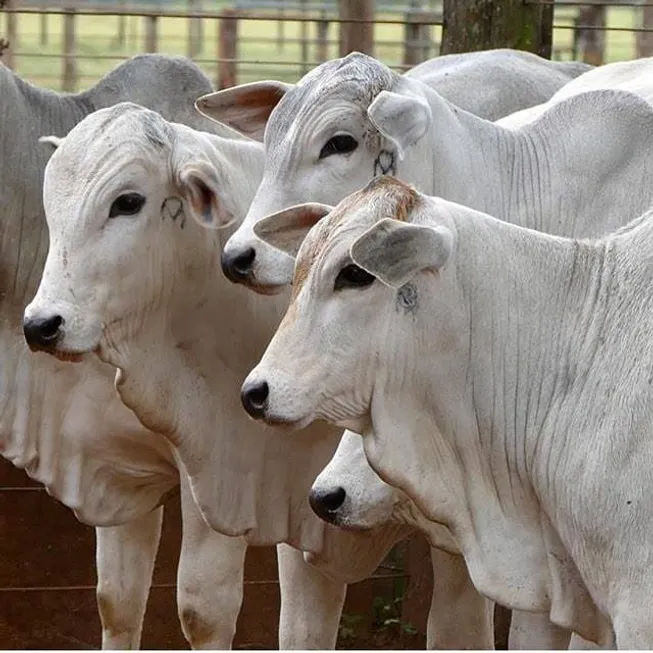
[
  {"xmin": 240, "ymin": 380, "xmax": 269, "ymax": 419},
  {"xmin": 40, "ymin": 315, "xmax": 63, "ymax": 340},
  {"xmin": 309, "ymin": 487, "xmax": 347, "ymax": 522},
  {"xmin": 23, "ymin": 314, "xmax": 64, "ymax": 350},
  {"xmin": 221, "ymin": 247, "xmax": 256, "ymax": 283}
]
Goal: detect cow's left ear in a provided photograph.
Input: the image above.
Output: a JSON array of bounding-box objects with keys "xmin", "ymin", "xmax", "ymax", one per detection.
[
  {"xmin": 367, "ymin": 84, "xmax": 432, "ymax": 159},
  {"xmin": 254, "ymin": 203, "xmax": 333, "ymax": 259},
  {"xmin": 350, "ymin": 218, "xmax": 452, "ymax": 289},
  {"xmin": 39, "ymin": 135, "xmax": 65, "ymax": 152},
  {"xmin": 177, "ymin": 161, "xmax": 234, "ymax": 229}
]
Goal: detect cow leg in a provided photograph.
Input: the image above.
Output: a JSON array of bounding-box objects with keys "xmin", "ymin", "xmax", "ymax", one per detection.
[
  {"xmin": 276, "ymin": 543, "xmax": 347, "ymax": 649},
  {"xmin": 508, "ymin": 611, "xmax": 571, "ymax": 649},
  {"xmin": 95, "ymin": 506, "xmax": 164, "ymax": 649},
  {"xmin": 427, "ymin": 547, "xmax": 495, "ymax": 649},
  {"xmin": 177, "ymin": 472, "xmax": 247, "ymax": 649}
]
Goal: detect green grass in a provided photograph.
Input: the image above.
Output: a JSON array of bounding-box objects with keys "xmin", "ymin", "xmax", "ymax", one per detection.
[{"xmin": 0, "ymin": 3, "xmax": 641, "ymax": 92}]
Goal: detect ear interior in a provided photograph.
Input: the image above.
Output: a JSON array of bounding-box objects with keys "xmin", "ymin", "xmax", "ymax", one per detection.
[
  {"xmin": 350, "ymin": 218, "xmax": 452, "ymax": 289},
  {"xmin": 195, "ymin": 81, "xmax": 293, "ymax": 142},
  {"xmin": 253, "ymin": 203, "xmax": 333, "ymax": 258},
  {"xmin": 39, "ymin": 134, "xmax": 65, "ymax": 151},
  {"xmin": 367, "ymin": 88, "xmax": 432, "ymax": 159},
  {"xmin": 178, "ymin": 162, "xmax": 233, "ymax": 229}
]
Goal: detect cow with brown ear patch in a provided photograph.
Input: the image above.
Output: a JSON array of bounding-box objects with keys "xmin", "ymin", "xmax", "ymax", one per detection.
[{"xmin": 246, "ymin": 176, "xmax": 653, "ymax": 647}]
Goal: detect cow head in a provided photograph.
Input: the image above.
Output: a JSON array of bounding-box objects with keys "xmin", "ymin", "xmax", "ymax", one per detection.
[
  {"xmin": 309, "ymin": 430, "xmax": 401, "ymax": 529},
  {"xmin": 198, "ymin": 52, "xmax": 433, "ymax": 294},
  {"xmin": 241, "ymin": 175, "xmax": 454, "ymax": 432},
  {"xmin": 23, "ymin": 102, "xmax": 254, "ymax": 365}
]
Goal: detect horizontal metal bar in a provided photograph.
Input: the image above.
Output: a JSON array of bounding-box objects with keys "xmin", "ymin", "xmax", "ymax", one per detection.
[
  {"xmin": 553, "ymin": 22, "xmax": 653, "ymax": 30},
  {"xmin": 0, "ymin": 573, "xmax": 407, "ymax": 593},
  {"xmin": 528, "ymin": 0, "xmax": 653, "ymax": 5},
  {"xmin": 0, "ymin": 6, "xmax": 443, "ymax": 26},
  {"xmin": 10, "ymin": 51, "xmax": 418, "ymax": 71}
]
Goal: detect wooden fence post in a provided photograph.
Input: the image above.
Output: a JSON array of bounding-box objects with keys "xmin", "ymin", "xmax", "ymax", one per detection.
[
  {"xmin": 441, "ymin": 0, "xmax": 553, "ymax": 58},
  {"xmin": 575, "ymin": 5, "xmax": 605, "ymax": 65},
  {"xmin": 144, "ymin": 13, "xmax": 158, "ymax": 53},
  {"xmin": 62, "ymin": 6, "xmax": 77, "ymax": 92},
  {"xmin": 187, "ymin": 0, "xmax": 202, "ymax": 58},
  {"xmin": 403, "ymin": 0, "xmax": 431, "ymax": 67},
  {"xmin": 276, "ymin": 4, "xmax": 284, "ymax": 52},
  {"xmin": 338, "ymin": 0, "xmax": 374, "ymax": 57},
  {"xmin": 113, "ymin": 0, "xmax": 126, "ymax": 49},
  {"xmin": 40, "ymin": 6, "xmax": 48, "ymax": 46},
  {"xmin": 316, "ymin": 12, "xmax": 329, "ymax": 62},
  {"xmin": 4, "ymin": 0, "xmax": 17, "ymax": 70},
  {"xmin": 399, "ymin": 534, "xmax": 432, "ymax": 642},
  {"xmin": 217, "ymin": 8, "xmax": 238, "ymax": 89},
  {"xmin": 299, "ymin": 0, "xmax": 308, "ymax": 75},
  {"xmin": 637, "ymin": 4, "xmax": 653, "ymax": 58}
]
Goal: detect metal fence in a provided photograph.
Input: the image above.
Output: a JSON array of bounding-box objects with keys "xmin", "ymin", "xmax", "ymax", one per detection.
[
  {"xmin": 0, "ymin": 0, "xmax": 441, "ymax": 91},
  {"xmin": 2, "ymin": 0, "xmax": 649, "ymax": 93}
]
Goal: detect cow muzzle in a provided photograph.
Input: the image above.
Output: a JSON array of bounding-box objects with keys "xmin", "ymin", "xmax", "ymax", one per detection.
[
  {"xmin": 22, "ymin": 314, "xmax": 63, "ymax": 352},
  {"xmin": 240, "ymin": 379, "xmax": 269, "ymax": 419}
]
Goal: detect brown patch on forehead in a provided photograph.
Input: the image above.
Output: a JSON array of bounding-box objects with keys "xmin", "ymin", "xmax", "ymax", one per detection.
[
  {"xmin": 359, "ymin": 176, "xmax": 419, "ymax": 221},
  {"xmin": 290, "ymin": 176, "xmax": 420, "ymax": 299}
]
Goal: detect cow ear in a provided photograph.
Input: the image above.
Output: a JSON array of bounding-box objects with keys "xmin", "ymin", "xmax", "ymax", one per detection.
[
  {"xmin": 367, "ymin": 87, "xmax": 432, "ymax": 159},
  {"xmin": 195, "ymin": 81, "xmax": 294, "ymax": 142},
  {"xmin": 350, "ymin": 218, "xmax": 452, "ymax": 289},
  {"xmin": 177, "ymin": 161, "xmax": 234, "ymax": 229},
  {"xmin": 254, "ymin": 203, "xmax": 333, "ymax": 259},
  {"xmin": 39, "ymin": 134, "xmax": 65, "ymax": 151}
]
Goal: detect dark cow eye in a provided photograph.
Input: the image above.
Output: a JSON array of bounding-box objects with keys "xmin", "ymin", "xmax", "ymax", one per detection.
[
  {"xmin": 334, "ymin": 264, "xmax": 375, "ymax": 291},
  {"xmin": 319, "ymin": 134, "xmax": 358, "ymax": 159},
  {"xmin": 109, "ymin": 192, "xmax": 146, "ymax": 218}
]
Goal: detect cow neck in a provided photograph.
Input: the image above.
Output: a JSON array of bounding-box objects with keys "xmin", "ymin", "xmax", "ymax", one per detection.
[{"xmin": 365, "ymin": 207, "xmax": 614, "ymax": 641}]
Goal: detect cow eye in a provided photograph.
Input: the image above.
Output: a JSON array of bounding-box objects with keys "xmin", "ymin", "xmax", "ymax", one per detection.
[
  {"xmin": 334, "ymin": 264, "xmax": 375, "ymax": 291},
  {"xmin": 109, "ymin": 192, "xmax": 146, "ymax": 218},
  {"xmin": 319, "ymin": 134, "xmax": 358, "ymax": 159}
]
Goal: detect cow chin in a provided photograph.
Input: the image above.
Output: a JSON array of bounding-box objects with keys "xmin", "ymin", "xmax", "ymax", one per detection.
[
  {"xmin": 246, "ymin": 280, "xmax": 286, "ymax": 297},
  {"xmin": 48, "ymin": 347, "xmax": 88, "ymax": 363},
  {"xmin": 261, "ymin": 411, "xmax": 315, "ymax": 431}
]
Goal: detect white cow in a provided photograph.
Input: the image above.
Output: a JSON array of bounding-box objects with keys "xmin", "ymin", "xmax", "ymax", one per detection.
[
  {"xmin": 0, "ymin": 55, "xmax": 262, "ymax": 649},
  {"xmin": 3, "ymin": 58, "xmax": 376, "ymax": 650},
  {"xmin": 195, "ymin": 49, "xmax": 591, "ymax": 290},
  {"xmin": 500, "ymin": 56, "xmax": 653, "ymax": 129},
  {"xmin": 194, "ymin": 52, "xmax": 653, "ymax": 294},
  {"xmin": 242, "ymin": 175, "xmax": 653, "ymax": 647},
  {"xmin": 20, "ymin": 103, "xmax": 414, "ymax": 648}
]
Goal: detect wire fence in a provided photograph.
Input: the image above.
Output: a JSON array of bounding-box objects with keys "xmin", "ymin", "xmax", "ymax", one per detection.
[{"xmin": 1, "ymin": 0, "xmax": 648, "ymax": 93}]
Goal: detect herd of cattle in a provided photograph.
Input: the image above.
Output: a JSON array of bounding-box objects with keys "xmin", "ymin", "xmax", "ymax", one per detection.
[{"xmin": 3, "ymin": 44, "xmax": 653, "ymax": 649}]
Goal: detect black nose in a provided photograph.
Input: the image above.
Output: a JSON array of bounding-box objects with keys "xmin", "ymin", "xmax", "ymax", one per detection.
[
  {"xmin": 241, "ymin": 379, "xmax": 269, "ymax": 419},
  {"xmin": 221, "ymin": 247, "xmax": 256, "ymax": 284},
  {"xmin": 23, "ymin": 315, "xmax": 63, "ymax": 350},
  {"xmin": 309, "ymin": 487, "xmax": 347, "ymax": 523}
]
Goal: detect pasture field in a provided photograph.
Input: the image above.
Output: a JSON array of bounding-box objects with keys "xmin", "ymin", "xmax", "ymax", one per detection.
[{"xmin": 1, "ymin": 2, "xmax": 641, "ymax": 92}]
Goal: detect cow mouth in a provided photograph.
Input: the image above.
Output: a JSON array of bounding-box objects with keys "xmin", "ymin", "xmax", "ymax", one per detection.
[
  {"xmin": 39, "ymin": 346, "xmax": 88, "ymax": 363},
  {"xmin": 262, "ymin": 413, "xmax": 313, "ymax": 431},
  {"xmin": 247, "ymin": 280, "xmax": 286, "ymax": 296}
]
